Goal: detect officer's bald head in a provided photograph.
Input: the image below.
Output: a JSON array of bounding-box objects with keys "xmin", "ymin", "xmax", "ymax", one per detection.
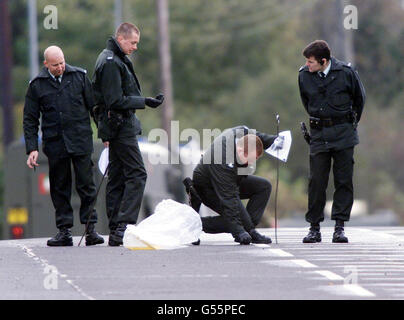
[
  {"xmin": 44, "ymin": 46, "xmax": 64, "ymax": 62},
  {"xmin": 44, "ymin": 46, "xmax": 65, "ymax": 76}
]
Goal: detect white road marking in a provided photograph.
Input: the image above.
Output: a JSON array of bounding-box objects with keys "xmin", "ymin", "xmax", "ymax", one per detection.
[
  {"xmin": 194, "ymin": 228, "xmax": 401, "ymax": 299},
  {"xmin": 367, "ymin": 283, "xmax": 404, "ymax": 287},
  {"xmin": 343, "ymin": 284, "xmax": 376, "ymax": 297},
  {"xmin": 303, "ymin": 254, "xmax": 404, "ymax": 258},
  {"xmin": 268, "ymin": 249, "xmax": 294, "ymax": 257},
  {"xmin": 252, "ymin": 244, "xmax": 271, "ymax": 248},
  {"xmin": 290, "ymin": 259, "xmax": 317, "ymax": 268},
  {"xmin": 18, "ymin": 245, "xmax": 95, "ymax": 300},
  {"xmin": 315, "ymin": 270, "xmax": 344, "ymax": 281},
  {"xmin": 360, "ymin": 277, "xmax": 404, "ymax": 281}
]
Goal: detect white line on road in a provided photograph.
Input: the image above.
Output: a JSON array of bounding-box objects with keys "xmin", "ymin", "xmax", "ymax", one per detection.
[
  {"xmin": 18, "ymin": 245, "xmax": 95, "ymax": 300},
  {"xmin": 342, "ymin": 284, "xmax": 376, "ymax": 297},
  {"xmin": 360, "ymin": 278, "xmax": 404, "ymax": 281},
  {"xmin": 290, "ymin": 259, "xmax": 317, "ymax": 268},
  {"xmin": 303, "ymin": 254, "xmax": 404, "ymax": 258},
  {"xmin": 252, "ymin": 244, "xmax": 271, "ymax": 248},
  {"xmin": 330, "ymin": 265, "xmax": 404, "ymax": 269},
  {"xmin": 315, "ymin": 270, "xmax": 344, "ymax": 281},
  {"xmin": 268, "ymin": 249, "xmax": 294, "ymax": 257},
  {"xmin": 367, "ymin": 283, "xmax": 404, "ymax": 287}
]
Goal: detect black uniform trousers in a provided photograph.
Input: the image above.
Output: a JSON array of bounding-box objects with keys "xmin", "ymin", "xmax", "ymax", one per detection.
[
  {"xmin": 47, "ymin": 153, "xmax": 97, "ymax": 229},
  {"xmin": 306, "ymin": 147, "xmax": 354, "ymax": 224},
  {"xmin": 193, "ymin": 175, "xmax": 272, "ymax": 234},
  {"xmin": 106, "ymin": 138, "xmax": 147, "ymax": 231}
]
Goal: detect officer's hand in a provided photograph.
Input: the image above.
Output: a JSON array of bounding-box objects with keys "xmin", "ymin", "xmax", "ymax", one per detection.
[
  {"xmin": 27, "ymin": 151, "xmax": 39, "ymax": 169},
  {"xmin": 273, "ymin": 136, "xmax": 284, "ymax": 150},
  {"xmin": 145, "ymin": 94, "xmax": 164, "ymax": 108},
  {"xmin": 234, "ymin": 231, "xmax": 252, "ymax": 245}
]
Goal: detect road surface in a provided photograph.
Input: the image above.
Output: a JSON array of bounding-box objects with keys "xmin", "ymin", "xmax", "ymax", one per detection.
[{"xmin": 1, "ymin": 227, "xmax": 404, "ymax": 300}]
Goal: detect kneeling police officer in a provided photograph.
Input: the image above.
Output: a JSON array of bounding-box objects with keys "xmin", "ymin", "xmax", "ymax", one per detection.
[{"xmin": 188, "ymin": 126, "xmax": 283, "ymax": 245}]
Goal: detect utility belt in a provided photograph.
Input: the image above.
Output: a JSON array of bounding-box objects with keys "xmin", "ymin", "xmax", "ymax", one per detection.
[
  {"xmin": 108, "ymin": 108, "xmax": 132, "ymax": 119},
  {"xmin": 309, "ymin": 114, "xmax": 353, "ymax": 129},
  {"xmin": 95, "ymin": 104, "xmax": 133, "ymax": 138}
]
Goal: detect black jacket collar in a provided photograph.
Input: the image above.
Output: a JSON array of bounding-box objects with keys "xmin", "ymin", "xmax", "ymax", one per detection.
[
  {"xmin": 36, "ymin": 63, "xmax": 75, "ymax": 79},
  {"xmin": 106, "ymin": 37, "xmax": 126, "ymax": 59},
  {"xmin": 329, "ymin": 57, "xmax": 343, "ymax": 71},
  {"xmin": 302, "ymin": 56, "xmax": 343, "ymax": 74}
]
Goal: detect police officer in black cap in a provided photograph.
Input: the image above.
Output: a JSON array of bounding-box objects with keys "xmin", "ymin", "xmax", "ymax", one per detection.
[
  {"xmin": 298, "ymin": 40, "xmax": 366, "ymax": 243},
  {"xmin": 24, "ymin": 46, "xmax": 104, "ymax": 246},
  {"xmin": 92, "ymin": 22, "xmax": 164, "ymax": 246}
]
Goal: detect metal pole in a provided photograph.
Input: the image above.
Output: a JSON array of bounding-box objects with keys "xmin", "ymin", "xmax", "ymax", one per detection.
[
  {"xmin": 114, "ymin": 0, "xmax": 123, "ymax": 31},
  {"xmin": 342, "ymin": 0, "xmax": 355, "ymax": 64},
  {"xmin": 0, "ymin": 0, "xmax": 14, "ymax": 147},
  {"xmin": 274, "ymin": 114, "xmax": 280, "ymax": 244},
  {"xmin": 156, "ymin": 0, "xmax": 174, "ymax": 147},
  {"xmin": 28, "ymin": 0, "xmax": 39, "ymax": 80}
]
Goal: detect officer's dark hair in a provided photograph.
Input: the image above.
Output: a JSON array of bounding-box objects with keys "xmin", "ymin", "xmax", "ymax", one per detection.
[
  {"xmin": 115, "ymin": 22, "xmax": 140, "ymax": 39},
  {"xmin": 303, "ymin": 40, "xmax": 331, "ymax": 65}
]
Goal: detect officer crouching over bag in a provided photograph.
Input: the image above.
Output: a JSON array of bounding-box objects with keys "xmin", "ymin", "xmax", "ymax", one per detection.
[{"xmin": 184, "ymin": 125, "xmax": 284, "ymax": 245}]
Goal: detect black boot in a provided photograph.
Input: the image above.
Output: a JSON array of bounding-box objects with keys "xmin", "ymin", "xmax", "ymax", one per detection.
[
  {"xmin": 233, "ymin": 231, "xmax": 252, "ymax": 245},
  {"xmin": 85, "ymin": 223, "xmax": 105, "ymax": 246},
  {"xmin": 108, "ymin": 223, "xmax": 127, "ymax": 246},
  {"xmin": 249, "ymin": 229, "xmax": 272, "ymax": 244},
  {"xmin": 47, "ymin": 227, "xmax": 73, "ymax": 246},
  {"xmin": 333, "ymin": 226, "xmax": 349, "ymax": 243},
  {"xmin": 303, "ymin": 225, "xmax": 321, "ymax": 243}
]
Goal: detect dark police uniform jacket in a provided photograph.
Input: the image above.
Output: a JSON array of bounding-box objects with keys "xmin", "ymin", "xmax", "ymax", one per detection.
[
  {"xmin": 298, "ymin": 57, "xmax": 366, "ymax": 155},
  {"xmin": 92, "ymin": 37, "xmax": 145, "ymax": 142},
  {"xmin": 23, "ymin": 64, "xmax": 95, "ymax": 157},
  {"xmin": 193, "ymin": 126, "xmax": 276, "ymax": 234}
]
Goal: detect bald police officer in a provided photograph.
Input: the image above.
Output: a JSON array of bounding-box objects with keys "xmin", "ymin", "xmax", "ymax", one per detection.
[{"xmin": 24, "ymin": 46, "xmax": 104, "ymax": 246}]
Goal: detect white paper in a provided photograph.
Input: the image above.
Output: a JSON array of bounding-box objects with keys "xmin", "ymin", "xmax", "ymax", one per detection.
[
  {"xmin": 98, "ymin": 147, "xmax": 109, "ymax": 175},
  {"xmin": 265, "ymin": 130, "xmax": 292, "ymax": 162}
]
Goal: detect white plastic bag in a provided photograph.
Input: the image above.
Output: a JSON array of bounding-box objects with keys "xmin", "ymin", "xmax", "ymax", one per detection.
[{"xmin": 123, "ymin": 199, "xmax": 202, "ymax": 250}]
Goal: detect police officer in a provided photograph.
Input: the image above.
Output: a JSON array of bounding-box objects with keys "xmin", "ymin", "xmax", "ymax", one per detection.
[
  {"xmin": 191, "ymin": 126, "xmax": 284, "ymax": 245},
  {"xmin": 92, "ymin": 22, "xmax": 164, "ymax": 246},
  {"xmin": 24, "ymin": 46, "xmax": 104, "ymax": 246},
  {"xmin": 298, "ymin": 40, "xmax": 366, "ymax": 243}
]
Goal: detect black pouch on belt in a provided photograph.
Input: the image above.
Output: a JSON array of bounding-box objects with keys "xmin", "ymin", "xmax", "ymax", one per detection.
[
  {"xmin": 309, "ymin": 116, "xmax": 322, "ymax": 130},
  {"xmin": 107, "ymin": 110, "xmax": 124, "ymax": 134}
]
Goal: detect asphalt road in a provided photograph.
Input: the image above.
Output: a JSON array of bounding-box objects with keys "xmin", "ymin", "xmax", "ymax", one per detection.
[{"xmin": 1, "ymin": 227, "xmax": 404, "ymax": 300}]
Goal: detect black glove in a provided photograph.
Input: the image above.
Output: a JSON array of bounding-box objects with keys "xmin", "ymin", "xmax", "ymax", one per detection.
[
  {"xmin": 249, "ymin": 229, "xmax": 272, "ymax": 244},
  {"xmin": 145, "ymin": 94, "xmax": 164, "ymax": 108},
  {"xmin": 234, "ymin": 231, "xmax": 252, "ymax": 245}
]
